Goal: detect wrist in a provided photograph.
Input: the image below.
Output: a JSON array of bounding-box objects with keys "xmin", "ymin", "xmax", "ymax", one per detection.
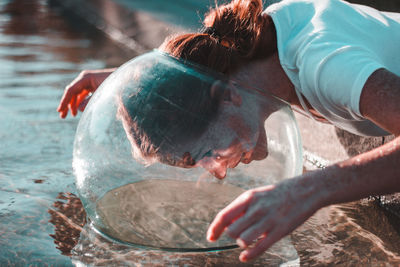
[
  {"xmin": 309, "ymin": 164, "xmax": 357, "ymax": 207},
  {"xmin": 287, "ymin": 171, "xmax": 329, "ymax": 213}
]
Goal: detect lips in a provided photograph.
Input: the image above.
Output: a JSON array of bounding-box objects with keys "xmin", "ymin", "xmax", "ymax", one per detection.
[
  {"xmin": 240, "ymin": 151, "xmax": 253, "ymax": 164},
  {"xmin": 252, "ymin": 147, "xmax": 268, "ymax": 160}
]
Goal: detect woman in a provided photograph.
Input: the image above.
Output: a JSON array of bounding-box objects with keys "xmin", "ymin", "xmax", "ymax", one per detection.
[
  {"xmin": 115, "ymin": 54, "xmax": 275, "ymax": 178},
  {"xmin": 58, "ymin": 0, "xmax": 400, "ymax": 262}
]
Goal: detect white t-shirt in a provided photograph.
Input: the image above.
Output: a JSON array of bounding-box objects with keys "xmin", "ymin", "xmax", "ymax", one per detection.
[{"xmin": 265, "ymin": 0, "xmax": 400, "ymax": 136}]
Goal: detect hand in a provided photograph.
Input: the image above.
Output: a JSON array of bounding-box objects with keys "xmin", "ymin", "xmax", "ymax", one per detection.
[
  {"xmin": 207, "ymin": 176, "xmax": 323, "ymax": 262},
  {"xmin": 57, "ymin": 69, "xmax": 115, "ymax": 118}
]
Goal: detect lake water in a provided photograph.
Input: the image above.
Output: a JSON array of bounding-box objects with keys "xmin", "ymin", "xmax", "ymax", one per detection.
[
  {"xmin": 0, "ymin": 0, "xmax": 130, "ymax": 265},
  {"xmin": 1, "ymin": 0, "xmax": 399, "ymax": 266}
]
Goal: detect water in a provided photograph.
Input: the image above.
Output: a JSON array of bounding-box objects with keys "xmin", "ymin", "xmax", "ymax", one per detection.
[
  {"xmin": 1, "ymin": 0, "xmax": 399, "ymax": 266},
  {"xmin": 0, "ymin": 0, "xmax": 130, "ymax": 265},
  {"xmin": 96, "ymin": 180, "xmax": 244, "ymax": 250}
]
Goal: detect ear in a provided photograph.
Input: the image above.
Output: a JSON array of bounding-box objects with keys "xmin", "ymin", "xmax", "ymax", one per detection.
[
  {"xmin": 229, "ymin": 86, "xmax": 242, "ymax": 107},
  {"xmin": 211, "ymin": 80, "xmax": 242, "ymax": 106}
]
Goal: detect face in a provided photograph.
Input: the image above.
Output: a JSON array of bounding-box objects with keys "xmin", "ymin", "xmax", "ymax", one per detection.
[
  {"xmin": 169, "ymin": 82, "xmax": 269, "ymax": 179},
  {"xmin": 194, "ymin": 122, "xmax": 268, "ymax": 179}
]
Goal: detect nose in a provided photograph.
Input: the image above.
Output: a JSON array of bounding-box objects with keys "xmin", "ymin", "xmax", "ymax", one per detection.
[
  {"xmin": 198, "ymin": 158, "xmax": 228, "ymax": 179},
  {"xmin": 212, "ymin": 166, "xmax": 228, "ymax": 179}
]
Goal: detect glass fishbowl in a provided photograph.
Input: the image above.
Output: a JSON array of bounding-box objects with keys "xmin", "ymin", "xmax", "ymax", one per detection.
[{"xmin": 73, "ymin": 50, "xmax": 303, "ymax": 251}]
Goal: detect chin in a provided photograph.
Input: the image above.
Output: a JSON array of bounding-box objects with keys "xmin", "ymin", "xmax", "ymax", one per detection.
[{"xmin": 253, "ymin": 150, "xmax": 269, "ymax": 161}]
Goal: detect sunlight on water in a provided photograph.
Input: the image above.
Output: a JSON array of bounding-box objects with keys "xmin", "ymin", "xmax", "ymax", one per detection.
[
  {"xmin": 1, "ymin": 0, "xmax": 399, "ymax": 266},
  {"xmin": 0, "ymin": 0, "xmax": 130, "ymax": 265}
]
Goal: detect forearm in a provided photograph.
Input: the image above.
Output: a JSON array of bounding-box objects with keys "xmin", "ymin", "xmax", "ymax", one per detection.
[
  {"xmin": 308, "ymin": 136, "xmax": 400, "ymax": 207},
  {"xmin": 360, "ymin": 68, "xmax": 400, "ymax": 135}
]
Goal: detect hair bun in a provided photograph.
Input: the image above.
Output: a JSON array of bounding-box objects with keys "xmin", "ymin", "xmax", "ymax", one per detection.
[
  {"xmin": 203, "ymin": 0, "xmax": 264, "ymax": 57},
  {"xmin": 160, "ymin": 0, "xmax": 266, "ymax": 74}
]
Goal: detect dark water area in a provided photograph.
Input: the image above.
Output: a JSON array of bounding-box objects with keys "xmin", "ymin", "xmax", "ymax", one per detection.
[
  {"xmin": 1, "ymin": 0, "xmax": 400, "ymax": 266},
  {"xmin": 0, "ymin": 0, "xmax": 130, "ymax": 265}
]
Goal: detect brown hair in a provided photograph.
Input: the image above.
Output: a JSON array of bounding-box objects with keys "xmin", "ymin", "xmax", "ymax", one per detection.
[
  {"xmin": 161, "ymin": 0, "xmax": 270, "ymax": 74},
  {"xmin": 117, "ymin": 63, "xmax": 224, "ymax": 166},
  {"xmin": 120, "ymin": 0, "xmax": 271, "ymax": 166}
]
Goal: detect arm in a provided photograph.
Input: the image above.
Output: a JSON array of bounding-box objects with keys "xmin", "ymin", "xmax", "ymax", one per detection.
[
  {"xmin": 207, "ymin": 68, "xmax": 400, "ymax": 262},
  {"xmin": 57, "ymin": 68, "xmax": 116, "ymax": 118},
  {"xmin": 359, "ymin": 68, "xmax": 400, "ymax": 135}
]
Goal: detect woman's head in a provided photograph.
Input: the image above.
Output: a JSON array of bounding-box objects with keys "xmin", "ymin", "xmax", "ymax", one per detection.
[
  {"xmin": 117, "ymin": 59, "xmax": 225, "ymax": 167},
  {"xmin": 186, "ymin": 83, "xmax": 270, "ymax": 179},
  {"xmin": 117, "ymin": 0, "xmax": 274, "ymax": 176},
  {"xmin": 117, "ymin": 57, "xmax": 271, "ymax": 178}
]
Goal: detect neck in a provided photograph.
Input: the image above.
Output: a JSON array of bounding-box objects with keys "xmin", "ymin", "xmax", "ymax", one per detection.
[
  {"xmin": 237, "ymin": 52, "xmax": 297, "ymax": 106},
  {"xmin": 252, "ymin": 14, "xmax": 298, "ymax": 105},
  {"xmin": 231, "ymin": 14, "xmax": 298, "ymax": 108},
  {"xmin": 256, "ymin": 14, "xmax": 278, "ymax": 58}
]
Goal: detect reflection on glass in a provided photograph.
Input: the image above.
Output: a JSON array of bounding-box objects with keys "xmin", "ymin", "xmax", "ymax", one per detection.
[{"xmin": 73, "ymin": 50, "xmax": 303, "ymax": 251}]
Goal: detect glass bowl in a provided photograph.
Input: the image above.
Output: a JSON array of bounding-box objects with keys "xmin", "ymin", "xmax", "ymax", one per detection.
[{"xmin": 73, "ymin": 50, "xmax": 303, "ymax": 251}]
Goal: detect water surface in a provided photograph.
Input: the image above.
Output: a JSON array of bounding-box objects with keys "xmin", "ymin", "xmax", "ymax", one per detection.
[
  {"xmin": 0, "ymin": 0, "xmax": 130, "ymax": 264},
  {"xmin": 1, "ymin": 0, "xmax": 399, "ymax": 266}
]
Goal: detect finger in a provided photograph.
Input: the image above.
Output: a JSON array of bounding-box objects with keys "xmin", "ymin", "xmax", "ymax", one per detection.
[
  {"xmin": 207, "ymin": 192, "xmax": 252, "ymax": 242},
  {"xmin": 226, "ymin": 204, "xmax": 269, "ymax": 240},
  {"xmin": 59, "ymin": 109, "xmax": 68, "ymax": 119},
  {"xmin": 78, "ymin": 96, "xmax": 91, "ymax": 112},
  {"xmin": 58, "ymin": 100, "xmax": 69, "ymax": 118},
  {"xmin": 58, "ymin": 92, "xmax": 71, "ymax": 118},
  {"xmin": 225, "ymin": 185, "xmax": 275, "ymax": 240},
  {"xmin": 58, "ymin": 88, "xmax": 76, "ymax": 118},
  {"xmin": 76, "ymin": 90, "xmax": 90, "ymax": 108},
  {"xmin": 57, "ymin": 73, "xmax": 89, "ymax": 114},
  {"xmin": 239, "ymin": 229, "xmax": 283, "ymax": 262},
  {"xmin": 69, "ymin": 95, "xmax": 77, "ymax": 116},
  {"xmin": 237, "ymin": 216, "xmax": 273, "ymax": 248},
  {"xmin": 57, "ymin": 90, "xmax": 72, "ymax": 113},
  {"xmin": 57, "ymin": 82, "xmax": 80, "ymax": 112}
]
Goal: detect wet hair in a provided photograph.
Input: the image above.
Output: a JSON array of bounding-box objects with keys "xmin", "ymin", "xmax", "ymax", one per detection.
[{"xmin": 120, "ymin": 0, "xmax": 270, "ymax": 166}]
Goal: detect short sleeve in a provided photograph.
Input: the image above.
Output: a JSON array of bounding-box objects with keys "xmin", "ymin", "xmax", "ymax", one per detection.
[{"xmin": 298, "ymin": 44, "xmax": 384, "ymax": 118}]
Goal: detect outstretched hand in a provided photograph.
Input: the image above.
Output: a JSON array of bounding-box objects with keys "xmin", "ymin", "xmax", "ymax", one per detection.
[
  {"xmin": 57, "ymin": 69, "xmax": 115, "ymax": 118},
  {"xmin": 207, "ymin": 176, "xmax": 324, "ymax": 262}
]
